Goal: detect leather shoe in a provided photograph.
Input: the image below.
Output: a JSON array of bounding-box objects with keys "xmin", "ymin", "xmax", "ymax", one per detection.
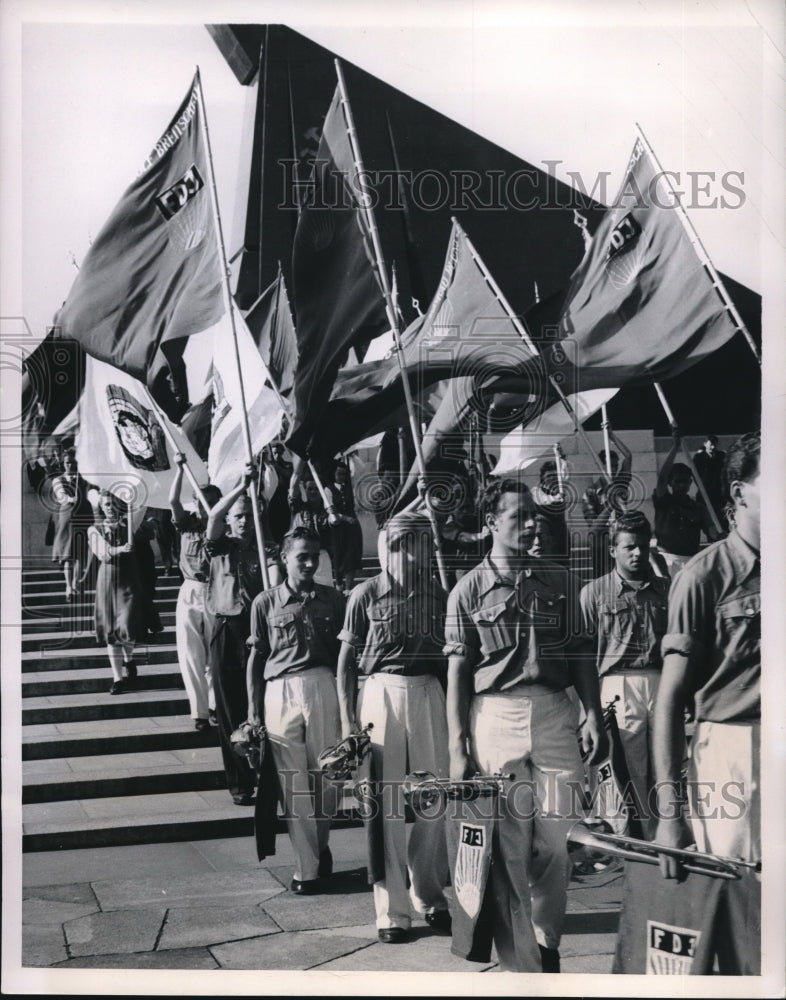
[
  {"xmin": 109, "ymin": 679, "xmax": 127, "ymax": 695},
  {"xmin": 231, "ymin": 793, "xmax": 255, "ymax": 806},
  {"xmin": 195, "ymin": 718, "xmax": 210, "ymax": 732},
  {"xmin": 425, "ymin": 910, "xmax": 452, "ymax": 934},
  {"xmin": 290, "ymin": 877, "xmax": 319, "ymax": 895},
  {"xmin": 123, "ymin": 659, "xmax": 137, "ymax": 681},
  {"xmin": 317, "ymin": 847, "xmax": 333, "ymax": 878},
  {"xmin": 378, "ymin": 927, "xmax": 409, "ymax": 944},
  {"xmin": 539, "ymin": 945, "xmax": 561, "ymax": 973}
]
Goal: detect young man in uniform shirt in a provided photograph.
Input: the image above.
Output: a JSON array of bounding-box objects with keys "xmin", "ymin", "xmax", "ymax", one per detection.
[
  {"xmin": 579, "ymin": 510, "xmax": 670, "ymax": 836},
  {"xmin": 337, "ymin": 513, "xmax": 451, "ymax": 943},
  {"xmin": 655, "ymin": 431, "xmax": 761, "ymax": 868},
  {"xmin": 247, "ymin": 527, "xmax": 346, "ymax": 894},
  {"xmin": 206, "ymin": 469, "xmax": 282, "ymax": 806},
  {"xmin": 169, "ymin": 456, "xmax": 221, "ymax": 732},
  {"xmin": 445, "ymin": 478, "xmax": 607, "ymax": 972}
]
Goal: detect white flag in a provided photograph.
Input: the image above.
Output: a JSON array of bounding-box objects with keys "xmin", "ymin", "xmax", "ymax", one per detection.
[
  {"xmin": 207, "ymin": 308, "xmax": 285, "ymax": 493},
  {"xmin": 76, "ymin": 356, "xmax": 208, "ymax": 509},
  {"xmin": 493, "ymin": 388, "xmax": 618, "ymax": 476}
]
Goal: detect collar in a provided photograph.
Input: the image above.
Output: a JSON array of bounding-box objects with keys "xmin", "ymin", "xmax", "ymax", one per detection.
[
  {"xmin": 478, "ymin": 553, "xmax": 553, "ymax": 597},
  {"xmin": 277, "ymin": 582, "xmax": 312, "ymax": 608},
  {"xmin": 612, "ymin": 568, "xmax": 659, "ymax": 595},
  {"xmin": 725, "ymin": 529, "xmax": 759, "ymax": 584}
]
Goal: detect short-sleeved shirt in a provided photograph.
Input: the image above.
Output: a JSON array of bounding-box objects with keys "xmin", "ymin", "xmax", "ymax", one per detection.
[
  {"xmin": 174, "ymin": 511, "xmax": 209, "ymax": 582},
  {"xmin": 444, "ymin": 554, "xmax": 589, "ymax": 694},
  {"xmin": 652, "ymin": 490, "xmax": 708, "ymax": 556},
  {"xmin": 661, "ymin": 530, "xmax": 760, "ymax": 723},
  {"xmin": 580, "ymin": 569, "xmax": 670, "ymax": 676},
  {"xmin": 339, "ymin": 573, "xmax": 448, "ymax": 677},
  {"xmin": 205, "ymin": 535, "xmax": 279, "ymax": 617},
  {"xmin": 249, "ymin": 582, "xmax": 346, "ymax": 680}
]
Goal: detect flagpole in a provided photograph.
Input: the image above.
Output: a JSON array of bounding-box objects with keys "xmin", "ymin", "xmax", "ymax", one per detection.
[
  {"xmin": 635, "ymin": 123, "xmax": 761, "ymax": 365},
  {"xmin": 600, "ymin": 403, "xmax": 613, "ymax": 478},
  {"xmin": 195, "ymin": 68, "xmax": 270, "ymax": 590},
  {"xmin": 653, "ymin": 382, "xmax": 724, "ymax": 535},
  {"xmin": 456, "ymin": 219, "xmax": 609, "ymax": 479},
  {"xmin": 334, "ymin": 59, "xmax": 449, "ymax": 590},
  {"xmin": 141, "ymin": 388, "xmax": 211, "ymax": 512}
]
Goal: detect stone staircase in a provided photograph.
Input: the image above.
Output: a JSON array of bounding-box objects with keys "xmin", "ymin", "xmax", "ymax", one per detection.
[{"xmin": 20, "ymin": 558, "xmax": 381, "ymax": 853}]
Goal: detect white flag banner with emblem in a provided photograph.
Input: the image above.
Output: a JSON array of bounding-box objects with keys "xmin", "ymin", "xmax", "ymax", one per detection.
[
  {"xmin": 207, "ymin": 306, "xmax": 285, "ymax": 493},
  {"xmin": 75, "ymin": 356, "xmax": 208, "ymax": 510},
  {"xmin": 492, "ymin": 388, "xmax": 618, "ymax": 476}
]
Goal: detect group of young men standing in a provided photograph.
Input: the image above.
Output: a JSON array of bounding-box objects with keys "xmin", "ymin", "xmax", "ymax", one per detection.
[{"xmin": 166, "ymin": 430, "xmax": 761, "ymax": 974}]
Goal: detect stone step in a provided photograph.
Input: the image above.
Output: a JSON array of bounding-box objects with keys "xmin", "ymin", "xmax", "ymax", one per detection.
[
  {"xmin": 22, "ymin": 789, "xmax": 362, "ymax": 852},
  {"xmin": 22, "ymin": 715, "xmax": 220, "ymax": 760},
  {"xmin": 21, "ymin": 630, "xmax": 173, "ymax": 652},
  {"xmin": 21, "ymin": 644, "xmax": 178, "ymax": 672},
  {"xmin": 22, "ymin": 753, "xmax": 225, "ymax": 803},
  {"xmin": 22, "ymin": 663, "xmax": 184, "ymax": 697},
  {"xmin": 21, "ymin": 611, "xmax": 176, "ymax": 634},
  {"xmin": 22, "ymin": 588, "xmax": 180, "ymax": 614},
  {"xmin": 23, "ymin": 689, "xmax": 190, "ymax": 726}
]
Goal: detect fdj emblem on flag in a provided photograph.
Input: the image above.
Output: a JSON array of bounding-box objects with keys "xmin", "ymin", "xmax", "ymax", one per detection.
[
  {"xmin": 454, "ymin": 823, "xmax": 489, "ymax": 919},
  {"xmin": 646, "ymin": 920, "xmax": 701, "ymax": 975},
  {"xmin": 106, "ymin": 385, "xmax": 170, "ymax": 472}
]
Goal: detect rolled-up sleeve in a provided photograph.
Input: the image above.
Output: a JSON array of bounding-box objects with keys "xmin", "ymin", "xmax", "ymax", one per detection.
[
  {"xmin": 248, "ymin": 594, "xmax": 271, "ymax": 656},
  {"xmin": 338, "ymin": 586, "xmax": 370, "ymax": 647},
  {"xmin": 660, "ymin": 563, "xmax": 706, "ymax": 662},
  {"xmin": 443, "ymin": 585, "xmax": 479, "ymax": 658}
]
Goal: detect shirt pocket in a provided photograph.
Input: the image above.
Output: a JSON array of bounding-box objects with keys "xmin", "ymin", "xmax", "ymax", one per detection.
[
  {"xmin": 600, "ymin": 599, "xmax": 633, "ymax": 644},
  {"xmin": 311, "ymin": 612, "xmax": 338, "ymax": 644},
  {"xmin": 269, "ymin": 611, "xmax": 299, "ymax": 648},
  {"xmin": 529, "ymin": 589, "xmax": 567, "ymax": 648},
  {"xmin": 367, "ymin": 604, "xmax": 399, "ymax": 648},
  {"xmin": 717, "ymin": 592, "xmax": 760, "ymax": 660},
  {"xmin": 470, "ymin": 598, "xmax": 513, "ymax": 657}
]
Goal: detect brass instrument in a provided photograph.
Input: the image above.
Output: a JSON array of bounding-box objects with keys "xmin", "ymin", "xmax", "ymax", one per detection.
[
  {"xmin": 230, "ymin": 721, "xmax": 266, "ymax": 770},
  {"xmin": 404, "ymin": 770, "xmax": 514, "ymax": 811},
  {"xmin": 567, "ymin": 820, "xmax": 761, "ymax": 881},
  {"xmin": 318, "ymin": 723, "xmax": 374, "ymax": 781}
]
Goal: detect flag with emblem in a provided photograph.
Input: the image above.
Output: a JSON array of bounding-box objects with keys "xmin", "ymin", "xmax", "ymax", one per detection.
[
  {"xmin": 547, "ymin": 138, "xmax": 738, "ymax": 392},
  {"xmin": 307, "ymin": 218, "xmax": 540, "ymax": 461},
  {"xmin": 55, "ymin": 72, "xmax": 223, "ymax": 423},
  {"xmin": 75, "ymin": 356, "xmax": 208, "ymax": 510},
  {"xmin": 243, "ymin": 268, "xmax": 299, "ymax": 398},
  {"xmin": 287, "ymin": 84, "xmax": 389, "ymax": 456}
]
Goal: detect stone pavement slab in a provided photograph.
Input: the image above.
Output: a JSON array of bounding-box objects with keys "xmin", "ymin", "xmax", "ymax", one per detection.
[
  {"xmin": 157, "ymin": 904, "xmax": 279, "ymax": 950},
  {"xmin": 52, "ymin": 947, "xmax": 220, "ymax": 969},
  {"xmin": 21, "ymin": 924, "xmax": 69, "ymax": 967},
  {"xmin": 91, "ymin": 869, "xmax": 285, "ymax": 910},
  {"xmin": 561, "ymin": 950, "xmax": 615, "ymax": 973},
  {"xmin": 317, "ymin": 927, "xmax": 497, "ymax": 973},
  {"xmin": 64, "ymin": 907, "xmax": 167, "ymax": 957},
  {"xmin": 23, "ymin": 896, "xmax": 100, "ymax": 925},
  {"xmin": 261, "ymin": 872, "xmax": 376, "ymax": 932},
  {"xmin": 23, "ymin": 882, "xmax": 98, "ymax": 904},
  {"xmin": 211, "ymin": 929, "xmax": 376, "ymax": 970},
  {"xmin": 23, "ymin": 841, "xmax": 218, "ymax": 886}
]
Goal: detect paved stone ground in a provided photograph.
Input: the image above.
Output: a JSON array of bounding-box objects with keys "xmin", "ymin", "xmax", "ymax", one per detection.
[{"xmin": 17, "ymin": 826, "xmax": 621, "ymax": 981}]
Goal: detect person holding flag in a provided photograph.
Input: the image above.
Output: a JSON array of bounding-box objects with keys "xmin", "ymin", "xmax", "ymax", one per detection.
[{"xmin": 205, "ymin": 467, "xmax": 282, "ymax": 805}]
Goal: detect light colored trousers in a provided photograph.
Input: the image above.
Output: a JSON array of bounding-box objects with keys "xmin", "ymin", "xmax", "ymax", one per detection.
[
  {"xmin": 265, "ymin": 668, "xmax": 341, "ymax": 882},
  {"xmin": 175, "ymin": 579, "xmax": 215, "ymax": 720},
  {"xmin": 470, "ymin": 686, "xmax": 584, "ymax": 964},
  {"xmin": 358, "ymin": 672, "xmax": 450, "ymax": 930}
]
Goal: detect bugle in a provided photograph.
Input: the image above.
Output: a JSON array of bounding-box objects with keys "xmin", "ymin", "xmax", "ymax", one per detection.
[
  {"xmin": 318, "ymin": 723, "xmax": 374, "ymax": 781},
  {"xmin": 567, "ymin": 820, "xmax": 761, "ymax": 881},
  {"xmin": 404, "ymin": 770, "xmax": 514, "ymax": 811}
]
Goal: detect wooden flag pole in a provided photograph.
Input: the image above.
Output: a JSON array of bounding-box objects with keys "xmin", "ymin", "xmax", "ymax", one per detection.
[
  {"xmin": 335, "ymin": 58, "xmax": 449, "ymax": 590},
  {"xmin": 600, "ymin": 403, "xmax": 614, "ymax": 478},
  {"xmin": 457, "ymin": 218, "xmax": 609, "ymax": 479},
  {"xmin": 195, "ymin": 68, "xmax": 270, "ymax": 590},
  {"xmin": 635, "ymin": 123, "xmax": 761, "ymax": 365},
  {"xmin": 653, "ymin": 382, "xmax": 724, "ymax": 535},
  {"xmin": 141, "ymin": 388, "xmax": 211, "ymax": 512}
]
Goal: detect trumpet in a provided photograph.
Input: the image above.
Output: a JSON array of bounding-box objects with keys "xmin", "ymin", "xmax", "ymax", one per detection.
[
  {"xmin": 230, "ymin": 721, "xmax": 266, "ymax": 771},
  {"xmin": 318, "ymin": 723, "xmax": 374, "ymax": 781},
  {"xmin": 567, "ymin": 820, "xmax": 762, "ymax": 881},
  {"xmin": 404, "ymin": 770, "xmax": 514, "ymax": 811}
]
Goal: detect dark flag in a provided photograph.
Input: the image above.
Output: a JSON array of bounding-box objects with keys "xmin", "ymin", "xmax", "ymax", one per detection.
[
  {"xmin": 55, "ymin": 73, "xmax": 224, "ymax": 422},
  {"xmin": 288, "ymin": 85, "xmax": 389, "ymax": 456},
  {"xmin": 547, "ymin": 138, "xmax": 738, "ymax": 392},
  {"xmin": 308, "ymin": 219, "xmax": 540, "ymax": 461},
  {"xmin": 244, "ymin": 269, "xmax": 299, "ymax": 397}
]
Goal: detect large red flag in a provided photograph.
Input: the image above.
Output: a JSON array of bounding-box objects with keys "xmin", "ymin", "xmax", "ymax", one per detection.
[
  {"xmin": 287, "ymin": 85, "xmax": 389, "ymax": 456},
  {"xmin": 56, "ymin": 73, "xmax": 224, "ymax": 421},
  {"xmin": 547, "ymin": 138, "xmax": 738, "ymax": 391}
]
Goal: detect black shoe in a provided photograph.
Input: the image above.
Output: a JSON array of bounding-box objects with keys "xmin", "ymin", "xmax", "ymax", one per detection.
[
  {"xmin": 109, "ymin": 679, "xmax": 127, "ymax": 695},
  {"xmin": 123, "ymin": 660, "xmax": 137, "ymax": 681},
  {"xmin": 208, "ymin": 709, "xmax": 217, "ymax": 726},
  {"xmin": 539, "ymin": 945, "xmax": 561, "ymax": 973},
  {"xmin": 425, "ymin": 910, "xmax": 452, "ymax": 934},
  {"xmin": 317, "ymin": 847, "xmax": 333, "ymax": 879},
  {"xmin": 195, "ymin": 718, "xmax": 210, "ymax": 732},
  {"xmin": 232, "ymin": 793, "xmax": 255, "ymax": 806},
  {"xmin": 378, "ymin": 928, "xmax": 409, "ymax": 944},
  {"xmin": 290, "ymin": 878, "xmax": 319, "ymax": 895}
]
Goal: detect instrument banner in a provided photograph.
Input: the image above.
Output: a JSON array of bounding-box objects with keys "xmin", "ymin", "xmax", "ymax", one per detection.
[{"xmin": 446, "ymin": 799, "xmax": 497, "ymax": 962}]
